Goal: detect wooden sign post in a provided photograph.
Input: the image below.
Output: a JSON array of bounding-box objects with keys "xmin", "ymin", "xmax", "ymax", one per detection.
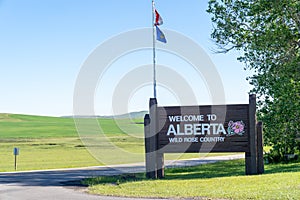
[{"xmin": 144, "ymin": 94, "xmax": 264, "ymax": 179}]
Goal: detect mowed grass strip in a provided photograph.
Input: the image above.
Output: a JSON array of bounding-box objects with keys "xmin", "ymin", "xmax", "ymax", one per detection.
[
  {"xmin": 0, "ymin": 138, "xmax": 101, "ymax": 171},
  {"xmin": 85, "ymin": 159, "xmax": 300, "ymax": 200}
]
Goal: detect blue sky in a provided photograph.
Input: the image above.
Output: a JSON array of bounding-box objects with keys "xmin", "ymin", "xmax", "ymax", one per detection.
[{"xmin": 0, "ymin": 0, "xmax": 251, "ymax": 116}]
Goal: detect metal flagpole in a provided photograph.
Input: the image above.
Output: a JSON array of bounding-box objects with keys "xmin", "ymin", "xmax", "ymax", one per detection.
[{"xmin": 152, "ymin": 0, "xmax": 157, "ymax": 99}]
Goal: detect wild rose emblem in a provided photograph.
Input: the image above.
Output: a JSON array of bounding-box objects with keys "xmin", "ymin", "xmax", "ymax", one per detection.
[{"xmin": 227, "ymin": 121, "xmax": 245, "ymax": 136}]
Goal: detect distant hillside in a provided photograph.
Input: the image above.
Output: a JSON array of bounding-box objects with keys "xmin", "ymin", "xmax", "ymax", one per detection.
[
  {"xmin": 113, "ymin": 111, "xmax": 148, "ymax": 119},
  {"xmin": 63, "ymin": 111, "xmax": 148, "ymax": 119},
  {"xmin": 0, "ymin": 113, "xmax": 59, "ymax": 122}
]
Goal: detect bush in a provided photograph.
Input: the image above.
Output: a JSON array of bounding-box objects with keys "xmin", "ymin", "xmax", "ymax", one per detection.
[{"xmin": 265, "ymin": 149, "xmax": 299, "ymax": 164}]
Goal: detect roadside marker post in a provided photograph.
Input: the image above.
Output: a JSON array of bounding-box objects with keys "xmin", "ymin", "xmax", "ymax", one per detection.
[{"xmin": 13, "ymin": 147, "xmax": 19, "ymax": 171}]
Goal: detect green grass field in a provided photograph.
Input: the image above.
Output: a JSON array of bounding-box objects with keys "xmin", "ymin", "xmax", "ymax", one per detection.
[
  {"xmin": 0, "ymin": 114, "xmax": 99, "ymax": 171},
  {"xmin": 0, "ymin": 113, "xmax": 232, "ymax": 171},
  {"xmin": 85, "ymin": 159, "xmax": 300, "ymax": 200}
]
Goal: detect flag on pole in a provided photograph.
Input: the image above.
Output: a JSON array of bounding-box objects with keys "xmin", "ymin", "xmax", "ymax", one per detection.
[
  {"xmin": 154, "ymin": 9, "xmax": 163, "ymax": 26},
  {"xmin": 156, "ymin": 25, "xmax": 167, "ymax": 43}
]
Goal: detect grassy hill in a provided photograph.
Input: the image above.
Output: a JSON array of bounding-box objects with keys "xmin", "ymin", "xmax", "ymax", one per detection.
[
  {"xmin": 0, "ymin": 113, "xmax": 146, "ymax": 138},
  {"xmin": 0, "ymin": 114, "xmax": 78, "ymax": 138}
]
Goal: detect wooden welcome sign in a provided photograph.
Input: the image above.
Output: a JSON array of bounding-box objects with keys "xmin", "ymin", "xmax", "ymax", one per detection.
[{"xmin": 144, "ymin": 94, "xmax": 264, "ymax": 179}]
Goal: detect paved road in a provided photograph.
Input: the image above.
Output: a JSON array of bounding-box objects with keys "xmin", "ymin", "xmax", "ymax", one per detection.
[{"xmin": 0, "ymin": 154, "xmax": 244, "ymax": 200}]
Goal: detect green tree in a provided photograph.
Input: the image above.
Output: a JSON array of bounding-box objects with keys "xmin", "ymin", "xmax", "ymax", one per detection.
[{"xmin": 207, "ymin": 0, "xmax": 300, "ymax": 162}]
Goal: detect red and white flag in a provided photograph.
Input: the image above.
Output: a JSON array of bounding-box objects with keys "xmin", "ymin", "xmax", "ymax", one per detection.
[{"xmin": 155, "ymin": 9, "xmax": 163, "ymax": 26}]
